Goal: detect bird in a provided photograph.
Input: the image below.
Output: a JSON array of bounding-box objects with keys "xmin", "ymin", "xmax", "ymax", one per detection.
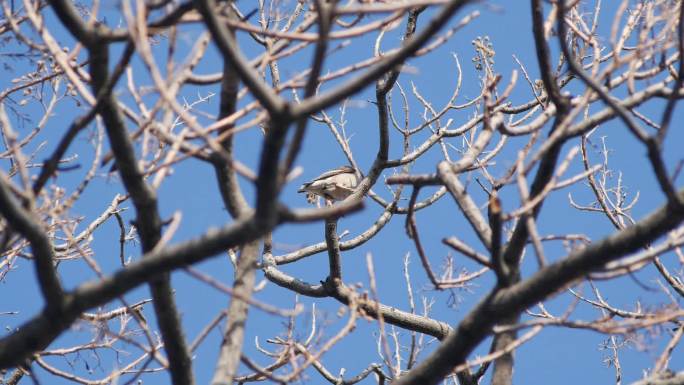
[{"xmin": 297, "ymin": 166, "xmax": 360, "ymax": 205}]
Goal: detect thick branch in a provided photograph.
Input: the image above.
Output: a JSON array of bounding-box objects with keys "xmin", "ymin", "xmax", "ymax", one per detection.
[
  {"xmin": 194, "ymin": 0, "xmax": 286, "ymax": 116},
  {"xmin": 88, "ymin": 42, "xmax": 195, "ymax": 385},
  {"xmin": 530, "ymin": 0, "xmax": 569, "ymax": 113},
  {"xmin": 263, "ymin": 260, "xmax": 452, "ymax": 339},
  {"xmin": 0, "ymin": 216, "xmax": 261, "ymax": 369},
  {"xmin": 0, "ymin": 177, "xmax": 64, "ymax": 309},
  {"xmin": 211, "ymin": 241, "xmax": 260, "ymax": 385},
  {"xmin": 393, "ymin": 189, "xmax": 684, "ymax": 385}
]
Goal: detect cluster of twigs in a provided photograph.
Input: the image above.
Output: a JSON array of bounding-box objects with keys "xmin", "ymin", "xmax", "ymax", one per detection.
[{"xmin": 0, "ymin": 0, "xmax": 683, "ymax": 385}]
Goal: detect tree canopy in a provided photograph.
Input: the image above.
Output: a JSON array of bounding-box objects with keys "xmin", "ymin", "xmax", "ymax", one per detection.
[{"xmin": 0, "ymin": 1, "xmax": 683, "ymax": 385}]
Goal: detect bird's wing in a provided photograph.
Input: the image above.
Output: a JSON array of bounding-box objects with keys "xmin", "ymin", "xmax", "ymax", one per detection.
[{"xmin": 309, "ymin": 166, "xmax": 355, "ymax": 182}]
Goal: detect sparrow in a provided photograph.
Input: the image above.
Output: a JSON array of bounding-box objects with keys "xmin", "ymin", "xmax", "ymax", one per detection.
[{"xmin": 297, "ymin": 166, "xmax": 360, "ymax": 205}]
